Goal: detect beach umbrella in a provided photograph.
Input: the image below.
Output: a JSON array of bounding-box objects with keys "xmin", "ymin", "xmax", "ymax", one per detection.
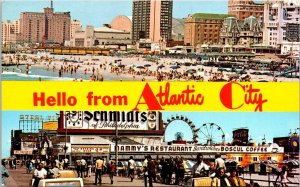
[
  {"xmin": 170, "ymin": 65, "xmax": 181, "ymax": 69},
  {"xmin": 144, "ymin": 64, "xmax": 151, "ymax": 67},
  {"xmin": 136, "ymin": 66, "xmax": 145, "ymax": 69},
  {"xmin": 157, "ymin": 64, "xmax": 165, "ymax": 69}
]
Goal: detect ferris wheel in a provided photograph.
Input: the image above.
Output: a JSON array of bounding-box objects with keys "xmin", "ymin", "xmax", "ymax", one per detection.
[
  {"xmin": 198, "ymin": 123, "xmax": 225, "ymax": 145},
  {"xmin": 163, "ymin": 114, "xmax": 199, "ymax": 143}
]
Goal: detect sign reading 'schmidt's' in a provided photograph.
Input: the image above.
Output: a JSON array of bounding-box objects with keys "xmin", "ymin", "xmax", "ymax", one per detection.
[{"xmin": 64, "ymin": 111, "xmax": 159, "ymax": 130}]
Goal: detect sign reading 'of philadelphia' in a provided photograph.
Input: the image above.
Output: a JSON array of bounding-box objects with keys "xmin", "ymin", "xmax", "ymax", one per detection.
[{"xmin": 64, "ymin": 111, "xmax": 159, "ymax": 131}]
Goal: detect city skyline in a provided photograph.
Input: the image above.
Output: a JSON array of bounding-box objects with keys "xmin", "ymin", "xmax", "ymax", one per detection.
[
  {"xmin": 2, "ymin": 111, "xmax": 299, "ymax": 158},
  {"xmin": 2, "ymin": 0, "xmax": 228, "ymax": 28}
]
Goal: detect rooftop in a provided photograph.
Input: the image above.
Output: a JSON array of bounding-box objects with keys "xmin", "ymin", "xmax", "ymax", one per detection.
[
  {"xmin": 94, "ymin": 26, "xmax": 129, "ymax": 33},
  {"xmin": 192, "ymin": 13, "xmax": 234, "ymax": 19}
]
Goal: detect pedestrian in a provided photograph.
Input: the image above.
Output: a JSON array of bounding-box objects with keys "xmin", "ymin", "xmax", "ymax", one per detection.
[
  {"xmin": 143, "ymin": 155, "xmax": 149, "ymax": 187},
  {"xmin": 160, "ymin": 157, "xmax": 167, "ymax": 184},
  {"xmin": 87, "ymin": 158, "xmax": 92, "ymax": 177},
  {"xmin": 191, "ymin": 153, "xmax": 209, "ymax": 178},
  {"xmin": 215, "ymin": 153, "xmax": 226, "ymax": 170},
  {"xmin": 280, "ymin": 166, "xmax": 291, "ymax": 187},
  {"xmin": 128, "ymin": 156, "xmax": 136, "ymax": 182},
  {"xmin": 80, "ymin": 158, "xmax": 87, "ymax": 178},
  {"xmin": 63, "ymin": 157, "xmax": 69, "ymax": 170},
  {"xmin": 94, "ymin": 157, "xmax": 104, "ymax": 185},
  {"xmin": 50, "ymin": 165, "xmax": 61, "ymax": 179},
  {"xmin": 146, "ymin": 155, "xmax": 156, "ymax": 187},
  {"xmin": 1, "ymin": 160, "xmax": 9, "ymax": 186},
  {"xmin": 211, "ymin": 167, "xmax": 231, "ymax": 187},
  {"xmin": 76, "ymin": 159, "xmax": 81, "ymax": 178},
  {"xmin": 108, "ymin": 160, "xmax": 116, "ymax": 184},
  {"xmin": 26, "ymin": 158, "xmax": 31, "ymax": 174},
  {"xmin": 33, "ymin": 163, "xmax": 47, "ymax": 187},
  {"xmin": 176, "ymin": 157, "xmax": 185, "ymax": 185},
  {"xmin": 228, "ymin": 168, "xmax": 246, "ymax": 186}
]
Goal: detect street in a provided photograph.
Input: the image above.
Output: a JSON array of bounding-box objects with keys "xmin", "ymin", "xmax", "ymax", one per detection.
[{"xmin": 5, "ymin": 166, "xmax": 178, "ymax": 187}]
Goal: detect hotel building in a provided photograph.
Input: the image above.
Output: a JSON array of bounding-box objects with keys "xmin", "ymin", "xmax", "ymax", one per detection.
[
  {"xmin": 19, "ymin": 5, "xmax": 70, "ymax": 44},
  {"xmin": 228, "ymin": 0, "xmax": 264, "ymax": 20},
  {"xmin": 132, "ymin": 0, "xmax": 173, "ymax": 42},
  {"xmin": 184, "ymin": 13, "xmax": 232, "ymax": 48},
  {"xmin": 263, "ymin": 0, "xmax": 300, "ymax": 54}
]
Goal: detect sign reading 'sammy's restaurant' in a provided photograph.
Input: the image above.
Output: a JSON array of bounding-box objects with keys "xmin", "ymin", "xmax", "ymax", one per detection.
[
  {"xmin": 64, "ymin": 111, "xmax": 159, "ymax": 131},
  {"xmin": 111, "ymin": 145, "xmax": 284, "ymax": 153}
]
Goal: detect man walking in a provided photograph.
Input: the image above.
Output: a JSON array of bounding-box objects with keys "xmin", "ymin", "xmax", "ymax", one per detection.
[
  {"xmin": 1, "ymin": 160, "xmax": 9, "ymax": 186},
  {"xmin": 128, "ymin": 156, "xmax": 136, "ymax": 182},
  {"xmin": 94, "ymin": 158, "xmax": 104, "ymax": 185},
  {"xmin": 80, "ymin": 158, "xmax": 87, "ymax": 178}
]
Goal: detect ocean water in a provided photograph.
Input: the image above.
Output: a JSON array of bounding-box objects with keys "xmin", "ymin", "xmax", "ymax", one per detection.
[{"xmin": 2, "ymin": 65, "xmax": 94, "ymax": 81}]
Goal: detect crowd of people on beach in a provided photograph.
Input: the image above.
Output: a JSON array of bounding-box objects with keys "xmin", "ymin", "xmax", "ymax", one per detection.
[{"xmin": 2, "ymin": 53, "xmax": 298, "ymax": 82}]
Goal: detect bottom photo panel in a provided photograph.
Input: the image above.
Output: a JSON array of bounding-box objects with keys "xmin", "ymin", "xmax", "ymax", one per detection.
[{"xmin": 1, "ymin": 111, "xmax": 299, "ymax": 187}]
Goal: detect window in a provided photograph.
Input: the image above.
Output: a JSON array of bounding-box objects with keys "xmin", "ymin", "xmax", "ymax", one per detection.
[
  {"xmin": 238, "ymin": 157, "xmax": 243, "ymax": 162},
  {"xmin": 253, "ymin": 157, "xmax": 258, "ymax": 162}
]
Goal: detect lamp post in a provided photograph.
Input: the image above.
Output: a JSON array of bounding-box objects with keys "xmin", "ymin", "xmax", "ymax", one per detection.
[
  {"xmin": 63, "ymin": 112, "xmax": 68, "ymax": 159},
  {"xmin": 113, "ymin": 112, "xmax": 120, "ymax": 169}
]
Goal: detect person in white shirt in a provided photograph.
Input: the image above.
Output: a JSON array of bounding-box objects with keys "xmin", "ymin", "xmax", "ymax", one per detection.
[
  {"xmin": 33, "ymin": 163, "xmax": 47, "ymax": 187},
  {"xmin": 128, "ymin": 156, "xmax": 136, "ymax": 182},
  {"xmin": 215, "ymin": 153, "xmax": 226, "ymax": 170},
  {"xmin": 80, "ymin": 158, "xmax": 87, "ymax": 178},
  {"xmin": 191, "ymin": 153, "xmax": 210, "ymax": 177},
  {"xmin": 63, "ymin": 158, "xmax": 69, "ymax": 169}
]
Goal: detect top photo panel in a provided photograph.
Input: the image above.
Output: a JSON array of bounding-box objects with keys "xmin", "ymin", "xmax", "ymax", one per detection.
[{"xmin": 1, "ymin": 0, "xmax": 299, "ymax": 82}]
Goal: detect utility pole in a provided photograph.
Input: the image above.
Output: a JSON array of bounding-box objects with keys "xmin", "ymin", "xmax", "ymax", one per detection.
[{"xmin": 114, "ymin": 112, "xmax": 120, "ymax": 169}]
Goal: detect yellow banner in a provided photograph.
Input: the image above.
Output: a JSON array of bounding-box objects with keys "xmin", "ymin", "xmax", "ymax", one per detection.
[{"xmin": 2, "ymin": 81, "xmax": 299, "ymax": 112}]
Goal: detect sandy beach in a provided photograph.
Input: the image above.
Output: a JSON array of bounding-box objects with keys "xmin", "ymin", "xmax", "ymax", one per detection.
[{"xmin": 1, "ymin": 53, "xmax": 299, "ymax": 82}]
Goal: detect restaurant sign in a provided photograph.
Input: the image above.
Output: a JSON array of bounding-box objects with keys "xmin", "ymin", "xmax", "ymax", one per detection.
[
  {"xmin": 71, "ymin": 145, "xmax": 110, "ymax": 154},
  {"xmin": 111, "ymin": 145, "xmax": 284, "ymax": 153},
  {"xmin": 64, "ymin": 111, "xmax": 159, "ymax": 131}
]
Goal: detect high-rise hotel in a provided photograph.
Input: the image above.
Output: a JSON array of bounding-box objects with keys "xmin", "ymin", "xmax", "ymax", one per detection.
[
  {"xmin": 132, "ymin": 0, "xmax": 173, "ymax": 42},
  {"xmin": 19, "ymin": 1, "xmax": 70, "ymax": 44}
]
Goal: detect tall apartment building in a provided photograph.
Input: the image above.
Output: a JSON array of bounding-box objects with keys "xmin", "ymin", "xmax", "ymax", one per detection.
[
  {"xmin": 228, "ymin": 0, "xmax": 264, "ymax": 20},
  {"xmin": 184, "ymin": 13, "xmax": 232, "ymax": 47},
  {"xmin": 1, "ymin": 20, "xmax": 21, "ymax": 45},
  {"xmin": 19, "ymin": 5, "xmax": 70, "ymax": 44},
  {"xmin": 263, "ymin": 0, "xmax": 300, "ymax": 54},
  {"xmin": 70, "ymin": 19, "xmax": 82, "ymax": 39},
  {"xmin": 132, "ymin": 0, "xmax": 173, "ymax": 42}
]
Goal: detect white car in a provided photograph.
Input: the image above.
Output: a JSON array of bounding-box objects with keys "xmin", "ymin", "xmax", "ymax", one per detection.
[{"xmin": 38, "ymin": 178, "xmax": 83, "ymax": 187}]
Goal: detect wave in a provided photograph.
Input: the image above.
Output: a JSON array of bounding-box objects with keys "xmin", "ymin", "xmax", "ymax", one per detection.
[{"xmin": 2, "ymin": 71, "xmax": 74, "ymax": 80}]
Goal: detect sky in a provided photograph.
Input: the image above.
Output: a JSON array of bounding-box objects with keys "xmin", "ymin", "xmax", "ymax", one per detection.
[
  {"xmin": 2, "ymin": 0, "xmax": 228, "ymax": 28},
  {"xmin": 1, "ymin": 111, "xmax": 299, "ymax": 158}
]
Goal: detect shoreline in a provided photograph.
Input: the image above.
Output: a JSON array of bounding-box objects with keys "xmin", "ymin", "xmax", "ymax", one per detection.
[{"xmin": 1, "ymin": 54, "xmax": 299, "ymax": 82}]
